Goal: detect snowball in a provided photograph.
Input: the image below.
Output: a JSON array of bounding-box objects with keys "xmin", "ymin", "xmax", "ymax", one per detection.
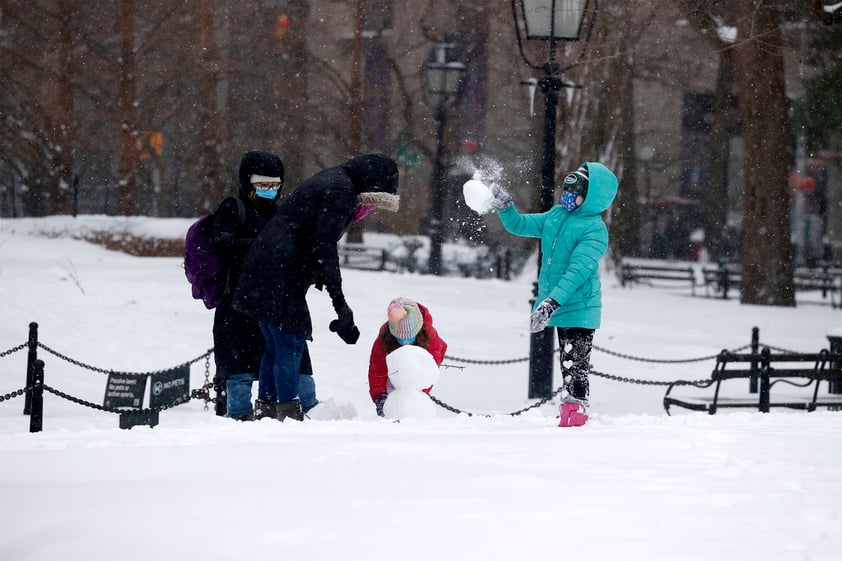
[
  {"xmin": 462, "ymin": 173, "xmax": 495, "ymax": 214},
  {"xmin": 386, "ymin": 345, "xmax": 440, "ymax": 390}
]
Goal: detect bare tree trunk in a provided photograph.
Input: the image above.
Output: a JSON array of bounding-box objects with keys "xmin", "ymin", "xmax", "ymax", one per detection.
[
  {"xmin": 117, "ymin": 0, "xmax": 138, "ymax": 215},
  {"xmin": 733, "ymin": 0, "xmax": 794, "ymax": 306},
  {"xmin": 278, "ymin": 0, "xmax": 311, "ymax": 190},
  {"xmin": 705, "ymin": 49, "xmax": 736, "ymax": 262},
  {"xmin": 349, "ymin": 0, "xmax": 365, "ymax": 153},
  {"xmin": 195, "ymin": 0, "xmax": 223, "ymax": 212},
  {"xmin": 345, "ymin": 0, "xmax": 366, "ymax": 243},
  {"xmin": 610, "ymin": 47, "xmax": 641, "ymax": 259},
  {"xmin": 54, "ymin": 0, "xmax": 75, "ymax": 215}
]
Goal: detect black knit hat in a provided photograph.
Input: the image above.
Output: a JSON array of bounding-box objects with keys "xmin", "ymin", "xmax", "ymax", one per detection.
[
  {"xmin": 342, "ymin": 154, "xmax": 399, "ymax": 195},
  {"xmin": 563, "ymin": 164, "xmax": 589, "ymax": 198},
  {"xmin": 238, "ymin": 151, "xmax": 285, "ymax": 191}
]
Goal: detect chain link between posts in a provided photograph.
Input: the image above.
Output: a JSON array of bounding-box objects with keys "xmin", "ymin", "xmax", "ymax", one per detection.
[
  {"xmin": 0, "ymin": 386, "xmax": 30, "ymax": 403},
  {"xmin": 0, "ymin": 343, "xmax": 27, "ymax": 358},
  {"xmin": 36, "ymin": 342, "xmax": 212, "ymax": 378},
  {"xmin": 41, "ymin": 383, "xmax": 189, "ymax": 415}
]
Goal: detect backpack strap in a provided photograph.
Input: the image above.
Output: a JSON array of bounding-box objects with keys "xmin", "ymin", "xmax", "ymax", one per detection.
[
  {"xmin": 221, "ymin": 196, "xmax": 247, "ymax": 300},
  {"xmin": 222, "ymin": 196, "xmax": 246, "ymax": 225}
]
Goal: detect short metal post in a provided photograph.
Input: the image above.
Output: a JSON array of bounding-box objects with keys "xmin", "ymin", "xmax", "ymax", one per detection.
[
  {"xmin": 758, "ymin": 347, "xmax": 771, "ymax": 413},
  {"xmin": 749, "ymin": 326, "xmax": 759, "ymax": 393},
  {"xmin": 24, "ymin": 322, "xmax": 38, "ymax": 415},
  {"xmin": 213, "ymin": 373, "xmax": 227, "ymax": 417},
  {"xmin": 826, "ymin": 333, "xmax": 842, "ymax": 394},
  {"xmin": 529, "ymin": 327, "xmax": 555, "ymax": 398},
  {"xmin": 29, "ymin": 359, "xmax": 44, "ymax": 433}
]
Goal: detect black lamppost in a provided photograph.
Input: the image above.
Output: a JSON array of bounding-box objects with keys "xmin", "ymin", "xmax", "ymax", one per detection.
[
  {"xmin": 512, "ymin": 0, "xmax": 597, "ymax": 398},
  {"xmin": 423, "ymin": 40, "xmax": 465, "ymax": 276}
]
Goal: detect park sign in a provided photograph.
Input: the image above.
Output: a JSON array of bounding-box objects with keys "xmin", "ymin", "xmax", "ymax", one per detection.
[
  {"xmin": 103, "ymin": 372, "xmax": 147, "ymax": 409},
  {"xmin": 149, "ymin": 365, "xmax": 190, "ymax": 409}
]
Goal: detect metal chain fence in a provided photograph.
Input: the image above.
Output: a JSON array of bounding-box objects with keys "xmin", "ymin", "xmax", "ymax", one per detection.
[
  {"xmin": 0, "ymin": 332, "xmax": 815, "ymax": 424},
  {"xmin": 431, "ymin": 340, "xmax": 799, "ymax": 417},
  {"xmin": 36, "ymin": 342, "xmax": 212, "ymax": 378},
  {"xmin": 0, "ymin": 387, "xmax": 30, "ymax": 403},
  {"xmin": 42, "ymin": 383, "xmax": 189, "ymax": 415},
  {"xmin": 33, "ymin": 345, "xmax": 216, "ymax": 413},
  {"xmin": 0, "ymin": 343, "xmax": 27, "ymax": 359}
]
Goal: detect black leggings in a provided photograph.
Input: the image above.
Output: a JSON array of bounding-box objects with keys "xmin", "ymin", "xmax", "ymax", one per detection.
[{"xmin": 556, "ymin": 327, "xmax": 594, "ymax": 401}]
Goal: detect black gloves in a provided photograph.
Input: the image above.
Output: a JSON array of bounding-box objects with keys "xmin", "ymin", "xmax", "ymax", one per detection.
[
  {"xmin": 374, "ymin": 393, "xmax": 387, "ymax": 417},
  {"xmin": 329, "ymin": 304, "xmax": 360, "ymax": 344}
]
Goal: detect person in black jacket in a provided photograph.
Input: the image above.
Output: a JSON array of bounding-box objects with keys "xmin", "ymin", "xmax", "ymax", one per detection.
[
  {"xmin": 211, "ymin": 150, "xmax": 287, "ymax": 421},
  {"xmin": 233, "ymin": 154, "xmax": 400, "ymax": 421}
]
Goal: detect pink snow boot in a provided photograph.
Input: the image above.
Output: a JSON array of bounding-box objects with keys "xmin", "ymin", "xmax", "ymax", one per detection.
[{"xmin": 559, "ymin": 401, "xmax": 589, "ymax": 427}]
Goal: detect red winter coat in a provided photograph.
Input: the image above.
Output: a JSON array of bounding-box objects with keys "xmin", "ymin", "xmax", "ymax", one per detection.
[{"xmin": 367, "ymin": 303, "xmax": 448, "ymax": 401}]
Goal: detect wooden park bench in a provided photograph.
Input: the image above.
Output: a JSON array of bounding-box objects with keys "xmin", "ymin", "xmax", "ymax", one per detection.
[
  {"xmin": 338, "ymin": 244, "xmax": 395, "ymax": 272},
  {"xmin": 701, "ymin": 262, "xmax": 842, "ymax": 306},
  {"xmin": 620, "ymin": 259, "xmax": 697, "ymax": 296},
  {"xmin": 793, "ymin": 266, "xmax": 842, "ymax": 308},
  {"xmin": 663, "ymin": 347, "xmax": 842, "ymax": 415},
  {"xmin": 701, "ymin": 262, "xmax": 741, "ymax": 299}
]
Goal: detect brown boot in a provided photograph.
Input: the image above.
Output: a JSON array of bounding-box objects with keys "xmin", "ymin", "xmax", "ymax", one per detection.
[
  {"xmin": 275, "ymin": 399, "xmax": 303, "ymax": 422},
  {"xmin": 254, "ymin": 399, "xmax": 277, "ymax": 420}
]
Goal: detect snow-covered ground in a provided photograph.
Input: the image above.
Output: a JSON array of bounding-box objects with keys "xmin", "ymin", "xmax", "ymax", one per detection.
[{"xmin": 1, "ymin": 216, "xmax": 841, "ymax": 561}]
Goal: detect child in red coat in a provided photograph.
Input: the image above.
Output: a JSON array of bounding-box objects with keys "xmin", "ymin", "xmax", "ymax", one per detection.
[{"xmin": 368, "ymin": 297, "xmax": 448, "ymax": 416}]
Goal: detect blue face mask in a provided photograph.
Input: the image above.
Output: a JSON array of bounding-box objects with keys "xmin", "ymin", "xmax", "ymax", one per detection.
[
  {"xmin": 560, "ymin": 190, "xmax": 580, "ymax": 211},
  {"xmin": 396, "ymin": 336, "xmax": 416, "ymax": 345},
  {"xmin": 255, "ymin": 187, "xmax": 278, "ymax": 200}
]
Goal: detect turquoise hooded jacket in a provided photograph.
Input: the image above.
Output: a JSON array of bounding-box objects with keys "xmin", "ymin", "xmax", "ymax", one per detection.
[{"xmin": 498, "ymin": 162, "xmax": 618, "ymax": 329}]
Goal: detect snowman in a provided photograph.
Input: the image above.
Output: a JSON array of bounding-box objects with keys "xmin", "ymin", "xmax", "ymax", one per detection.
[{"xmin": 382, "ymin": 345, "xmax": 440, "ymax": 420}]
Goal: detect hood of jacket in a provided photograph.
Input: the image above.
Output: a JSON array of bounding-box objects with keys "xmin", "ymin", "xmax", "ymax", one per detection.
[
  {"xmin": 341, "ymin": 154, "xmax": 399, "ymax": 195},
  {"xmin": 238, "ymin": 151, "xmax": 285, "ymax": 201},
  {"xmin": 575, "ymin": 162, "xmax": 618, "ymax": 216}
]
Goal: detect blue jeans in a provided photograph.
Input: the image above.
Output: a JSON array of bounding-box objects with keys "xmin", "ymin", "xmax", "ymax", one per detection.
[
  {"xmin": 258, "ymin": 322, "xmax": 305, "ymax": 403},
  {"xmin": 227, "ymin": 373, "xmax": 316, "ymax": 418},
  {"xmin": 299, "ymin": 374, "xmax": 317, "ymax": 411},
  {"xmin": 227, "ymin": 373, "xmax": 256, "ymax": 420}
]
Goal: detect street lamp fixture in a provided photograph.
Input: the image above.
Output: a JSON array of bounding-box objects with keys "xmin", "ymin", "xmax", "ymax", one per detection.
[
  {"xmin": 512, "ymin": 0, "xmax": 597, "ymax": 398},
  {"xmin": 423, "ymin": 40, "xmax": 466, "ymax": 276},
  {"xmin": 423, "ymin": 41, "xmax": 466, "ymax": 109},
  {"xmin": 519, "ymin": 0, "xmax": 589, "ymax": 41}
]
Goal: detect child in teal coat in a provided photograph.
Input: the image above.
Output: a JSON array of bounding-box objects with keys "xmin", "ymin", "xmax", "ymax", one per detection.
[{"xmin": 491, "ymin": 162, "xmax": 618, "ymax": 426}]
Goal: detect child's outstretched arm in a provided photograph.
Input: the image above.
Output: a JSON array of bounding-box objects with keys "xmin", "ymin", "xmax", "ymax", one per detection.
[{"xmin": 492, "ymin": 184, "xmax": 546, "ymax": 238}]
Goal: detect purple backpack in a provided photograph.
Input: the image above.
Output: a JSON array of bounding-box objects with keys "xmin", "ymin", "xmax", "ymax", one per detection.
[{"xmin": 184, "ymin": 197, "xmax": 245, "ymax": 309}]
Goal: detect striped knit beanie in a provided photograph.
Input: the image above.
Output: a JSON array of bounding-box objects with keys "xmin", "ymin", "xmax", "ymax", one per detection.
[{"xmin": 387, "ymin": 297, "xmax": 423, "ymax": 341}]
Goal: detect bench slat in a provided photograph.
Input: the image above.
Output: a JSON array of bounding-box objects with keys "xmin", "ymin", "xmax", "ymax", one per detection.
[
  {"xmin": 665, "ymin": 395, "xmax": 842, "ymax": 412},
  {"xmin": 621, "ymin": 261, "xmax": 697, "ymax": 295}
]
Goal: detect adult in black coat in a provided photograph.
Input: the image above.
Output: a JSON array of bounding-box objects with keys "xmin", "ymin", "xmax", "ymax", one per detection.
[
  {"xmin": 211, "ymin": 150, "xmax": 285, "ymax": 421},
  {"xmin": 232, "ymin": 154, "xmax": 400, "ymax": 421}
]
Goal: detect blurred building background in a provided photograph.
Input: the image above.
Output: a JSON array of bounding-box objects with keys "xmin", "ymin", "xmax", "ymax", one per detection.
[{"xmin": 1, "ymin": 0, "xmax": 840, "ymax": 272}]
